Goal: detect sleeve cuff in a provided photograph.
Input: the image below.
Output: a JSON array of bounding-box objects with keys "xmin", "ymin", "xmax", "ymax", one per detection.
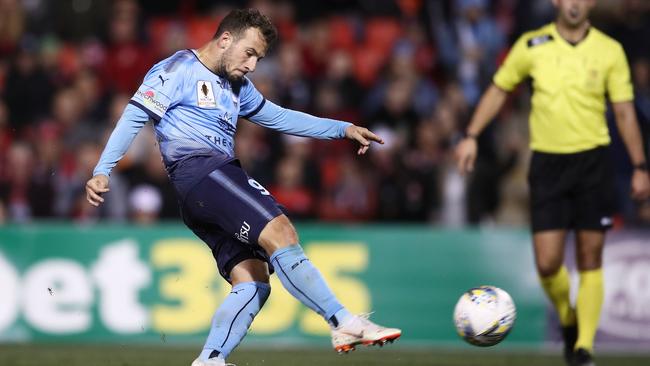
[
  {"xmin": 492, "ymin": 78, "xmax": 514, "ymax": 92},
  {"xmin": 93, "ymin": 169, "xmax": 110, "ymax": 178},
  {"xmin": 338, "ymin": 122, "xmax": 352, "ymax": 138},
  {"xmin": 609, "ymin": 95, "xmax": 634, "ymax": 103}
]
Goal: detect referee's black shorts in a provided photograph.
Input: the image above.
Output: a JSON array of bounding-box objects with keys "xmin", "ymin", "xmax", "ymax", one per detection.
[{"xmin": 528, "ymin": 146, "xmax": 616, "ymax": 233}]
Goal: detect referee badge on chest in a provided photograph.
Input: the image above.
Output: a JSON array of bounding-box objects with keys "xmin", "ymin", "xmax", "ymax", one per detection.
[{"xmin": 197, "ymin": 81, "xmax": 217, "ymax": 108}]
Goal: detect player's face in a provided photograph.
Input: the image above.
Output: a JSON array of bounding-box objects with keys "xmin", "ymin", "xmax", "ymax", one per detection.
[
  {"xmin": 219, "ymin": 27, "xmax": 267, "ymax": 83},
  {"xmin": 553, "ymin": 0, "xmax": 595, "ymax": 28}
]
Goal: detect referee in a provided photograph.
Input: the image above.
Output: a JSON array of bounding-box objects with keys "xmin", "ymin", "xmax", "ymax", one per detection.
[{"xmin": 455, "ymin": 1, "xmax": 650, "ymax": 365}]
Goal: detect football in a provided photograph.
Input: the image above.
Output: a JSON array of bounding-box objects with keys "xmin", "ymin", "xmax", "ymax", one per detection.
[{"xmin": 453, "ymin": 286, "xmax": 517, "ymax": 347}]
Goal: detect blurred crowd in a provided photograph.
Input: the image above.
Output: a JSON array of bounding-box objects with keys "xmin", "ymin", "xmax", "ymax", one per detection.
[{"xmin": 0, "ymin": 0, "xmax": 649, "ymax": 227}]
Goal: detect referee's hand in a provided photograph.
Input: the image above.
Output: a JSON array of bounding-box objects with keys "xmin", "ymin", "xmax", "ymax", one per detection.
[
  {"xmin": 455, "ymin": 137, "xmax": 478, "ymax": 175},
  {"xmin": 86, "ymin": 174, "xmax": 110, "ymax": 207},
  {"xmin": 631, "ymin": 170, "xmax": 650, "ymax": 200}
]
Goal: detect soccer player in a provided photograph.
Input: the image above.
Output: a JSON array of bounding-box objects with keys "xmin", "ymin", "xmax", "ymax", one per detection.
[
  {"xmin": 455, "ymin": 0, "xmax": 650, "ymax": 365},
  {"xmin": 85, "ymin": 9, "xmax": 401, "ymax": 366}
]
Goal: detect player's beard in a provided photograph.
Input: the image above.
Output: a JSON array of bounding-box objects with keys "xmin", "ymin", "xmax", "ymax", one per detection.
[{"xmin": 217, "ymin": 49, "xmax": 244, "ymax": 84}]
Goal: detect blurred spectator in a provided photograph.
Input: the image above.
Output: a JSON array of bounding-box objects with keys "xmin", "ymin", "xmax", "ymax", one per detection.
[
  {"xmin": 51, "ymin": 87, "xmax": 99, "ymax": 152},
  {"xmin": 275, "ymin": 41, "xmax": 311, "ymax": 110},
  {"xmin": 607, "ymin": 0, "xmax": 650, "ymax": 64},
  {"xmin": 73, "ymin": 68, "xmax": 108, "ymax": 123},
  {"xmin": 319, "ymin": 157, "xmax": 376, "ymax": 221},
  {"xmin": 4, "ymin": 37, "xmax": 54, "ymax": 130},
  {"xmin": 0, "ymin": 197, "xmax": 6, "ymax": 224},
  {"xmin": 434, "ymin": 0, "xmax": 505, "ymax": 105},
  {"xmin": 0, "ymin": 99, "xmax": 13, "ymax": 176},
  {"xmin": 0, "ymin": 0, "xmax": 24, "ymax": 56},
  {"xmin": 317, "ymin": 49, "xmax": 363, "ymax": 121},
  {"xmin": 368, "ymin": 77, "xmax": 419, "ymax": 142},
  {"xmin": 300, "ymin": 19, "xmax": 331, "ymax": 79},
  {"xmin": 102, "ymin": 0, "xmax": 153, "ymax": 94},
  {"xmin": 0, "ymin": 142, "xmax": 54, "ymax": 222},
  {"xmin": 234, "ymin": 120, "xmax": 274, "ymax": 185},
  {"xmin": 368, "ymin": 127, "xmax": 405, "ymax": 221},
  {"xmin": 129, "ymin": 184, "xmax": 162, "ymax": 225},
  {"xmin": 56, "ymin": 142, "xmax": 128, "ymax": 222},
  {"xmin": 270, "ymin": 153, "xmax": 316, "ymax": 220},
  {"xmin": 123, "ymin": 140, "xmax": 180, "ymax": 220},
  {"xmin": 155, "ymin": 21, "xmax": 188, "ymax": 60},
  {"xmin": 364, "ymin": 40, "xmax": 438, "ymax": 120},
  {"xmin": 633, "ymin": 59, "xmax": 650, "ymax": 131},
  {"xmin": 438, "ymin": 153, "xmax": 466, "ymax": 227},
  {"xmin": 0, "ymin": 0, "xmax": 647, "ymax": 227},
  {"xmin": 435, "ymin": 0, "xmax": 516, "ymax": 224}
]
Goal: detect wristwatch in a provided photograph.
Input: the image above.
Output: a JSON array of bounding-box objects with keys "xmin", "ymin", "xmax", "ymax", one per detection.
[
  {"xmin": 464, "ymin": 132, "xmax": 478, "ymax": 140},
  {"xmin": 633, "ymin": 162, "xmax": 648, "ymax": 171}
]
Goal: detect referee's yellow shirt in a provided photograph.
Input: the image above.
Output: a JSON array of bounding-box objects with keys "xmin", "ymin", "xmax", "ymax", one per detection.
[{"xmin": 493, "ymin": 23, "xmax": 634, "ymax": 153}]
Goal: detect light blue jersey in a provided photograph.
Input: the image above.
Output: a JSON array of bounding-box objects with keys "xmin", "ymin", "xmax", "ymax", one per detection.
[{"xmin": 94, "ymin": 49, "xmax": 351, "ymax": 178}]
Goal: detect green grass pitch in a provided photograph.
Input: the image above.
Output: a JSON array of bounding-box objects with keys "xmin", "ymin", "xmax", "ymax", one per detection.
[{"xmin": 0, "ymin": 344, "xmax": 648, "ymax": 366}]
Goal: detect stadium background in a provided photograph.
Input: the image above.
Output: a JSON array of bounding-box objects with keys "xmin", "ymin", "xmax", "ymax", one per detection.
[{"xmin": 0, "ymin": 0, "xmax": 649, "ymax": 365}]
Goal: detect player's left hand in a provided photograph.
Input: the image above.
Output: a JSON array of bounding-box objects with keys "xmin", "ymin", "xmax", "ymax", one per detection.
[
  {"xmin": 631, "ymin": 170, "xmax": 650, "ymax": 200},
  {"xmin": 345, "ymin": 125, "xmax": 384, "ymax": 155}
]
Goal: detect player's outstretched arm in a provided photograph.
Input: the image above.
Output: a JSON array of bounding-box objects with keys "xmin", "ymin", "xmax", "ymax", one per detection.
[
  {"xmin": 86, "ymin": 174, "xmax": 109, "ymax": 207},
  {"xmin": 344, "ymin": 125, "xmax": 384, "ymax": 155},
  {"xmin": 87, "ymin": 103, "xmax": 150, "ymax": 207}
]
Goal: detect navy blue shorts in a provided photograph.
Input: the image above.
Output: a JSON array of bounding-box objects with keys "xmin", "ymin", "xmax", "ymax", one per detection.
[{"xmin": 179, "ymin": 160, "xmax": 284, "ymax": 282}]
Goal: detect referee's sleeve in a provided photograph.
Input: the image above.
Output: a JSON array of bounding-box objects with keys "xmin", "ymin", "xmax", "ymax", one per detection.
[
  {"xmin": 607, "ymin": 43, "xmax": 634, "ymax": 103},
  {"xmin": 493, "ymin": 35, "xmax": 531, "ymax": 92}
]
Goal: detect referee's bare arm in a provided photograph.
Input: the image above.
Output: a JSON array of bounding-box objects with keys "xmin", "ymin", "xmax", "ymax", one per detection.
[
  {"xmin": 455, "ymin": 84, "xmax": 508, "ymax": 175},
  {"xmin": 611, "ymin": 101, "xmax": 650, "ymax": 200}
]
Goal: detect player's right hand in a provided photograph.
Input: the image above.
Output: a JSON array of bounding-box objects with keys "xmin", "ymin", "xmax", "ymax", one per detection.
[
  {"xmin": 85, "ymin": 174, "xmax": 110, "ymax": 207},
  {"xmin": 344, "ymin": 125, "xmax": 384, "ymax": 155},
  {"xmin": 455, "ymin": 137, "xmax": 478, "ymax": 175}
]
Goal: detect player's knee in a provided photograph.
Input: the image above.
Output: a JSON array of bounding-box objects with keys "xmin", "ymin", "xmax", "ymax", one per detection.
[
  {"xmin": 258, "ymin": 215, "xmax": 299, "ymax": 255},
  {"xmin": 230, "ymin": 259, "xmax": 271, "ymax": 285},
  {"xmin": 577, "ymin": 253, "xmax": 602, "ymax": 271},
  {"xmin": 536, "ymin": 259, "xmax": 562, "ymax": 278}
]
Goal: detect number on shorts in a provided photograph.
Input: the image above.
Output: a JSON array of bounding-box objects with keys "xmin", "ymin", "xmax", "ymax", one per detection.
[{"xmin": 248, "ymin": 178, "xmax": 270, "ymax": 195}]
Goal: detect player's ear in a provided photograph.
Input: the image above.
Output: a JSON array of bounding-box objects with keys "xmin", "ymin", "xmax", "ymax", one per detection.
[{"xmin": 218, "ymin": 31, "xmax": 233, "ymax": 49}]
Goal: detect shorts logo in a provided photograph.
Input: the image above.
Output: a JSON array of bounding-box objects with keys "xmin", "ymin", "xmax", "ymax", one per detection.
[
  {"xmin": 235, "ymin": 221, "xmax": 251, "ymax": 244},
  {"xmin": 197, "ymin": 81, "xmax": 217, "ymax": 108}
]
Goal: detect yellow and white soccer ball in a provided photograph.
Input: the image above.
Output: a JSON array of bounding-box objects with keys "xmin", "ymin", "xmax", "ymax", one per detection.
[{"xmin": 453, "ymin": 285, "xmax": 516, "ymax": 347}]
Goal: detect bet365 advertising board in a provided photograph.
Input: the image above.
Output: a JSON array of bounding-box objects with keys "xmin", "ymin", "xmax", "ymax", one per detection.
[{"xmin": 0, "ymin": 224, "xmax": 647, "ymax": 349}]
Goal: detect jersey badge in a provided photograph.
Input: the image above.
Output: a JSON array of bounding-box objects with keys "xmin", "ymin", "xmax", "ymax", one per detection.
[
  {"xmin": 197, "ymin": 81, "xmax": 217, "ymax": 108},
  {"xmin": 527, "ymin": 34, "xmax": 553, "ymax": 48}
]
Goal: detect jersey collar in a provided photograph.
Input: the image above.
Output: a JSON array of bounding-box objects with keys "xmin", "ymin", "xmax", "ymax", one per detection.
[
  {"xmin": 189, "ymin": 48, "xmax": 231, "ymax": 88},
  {"xmin": 551, "ymin": 22, "xmax": 592, "ymax": 49}
]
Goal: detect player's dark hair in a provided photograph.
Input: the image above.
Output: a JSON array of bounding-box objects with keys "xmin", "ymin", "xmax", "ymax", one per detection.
[{"xmin": 214, "ymin": 8, "xmax": 277, "ymax": 47}]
